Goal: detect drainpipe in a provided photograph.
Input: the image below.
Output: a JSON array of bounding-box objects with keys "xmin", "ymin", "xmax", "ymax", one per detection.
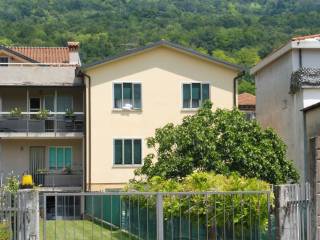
[
  {"xmin": 233, "ymin": 71, "xmax": 246, "ymax": 108},
  {"xmin": 78, "ymin": 70, "xmax": 91, "ymax": 192}
]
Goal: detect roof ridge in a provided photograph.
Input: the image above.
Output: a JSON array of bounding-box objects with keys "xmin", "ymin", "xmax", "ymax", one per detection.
[{"xmin": 8, "ymin": 46, "xmax": 68, "ymax": 49}]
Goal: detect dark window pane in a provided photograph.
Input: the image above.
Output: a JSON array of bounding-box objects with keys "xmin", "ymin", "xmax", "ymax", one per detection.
[
  {"xmin": 124, "ymin": 140, "xmax": 133, "ymax": 164},
  {"xmin": 114, "ymin": 140, "xmax": 123, "ymax": 164},
  {"xmin": 0, "ymin": 57, "xmax": 8, "ymax": 66},
  {"xmin": 114, "ymin": 84, "xmax": 122, "ymax": 108},
  {"xmin": 192, "ymin": 83, "xmax": 201, "ymax": 108},
  {"xmin": 30, "ymin": 98, "xmax": 40, "ymax": 112},
  {"xmin": 183, "ymin": 84, "xmax": 191, "ymax": 108},
  {"xmin": 133, "ymin": 84, "xmax": 141, "ymax": 109},
  {"xmin": 57, "ymin": 96, "xmax": 73, "ymax": 112},
  {"xmin": 123, "ymin": 83, "xmax": 132, "ymax": 100},
  {"xmin": 134, "ymin": 139, "xmax": 142, "ymax": 164},
  {"xmin": 202, "ymin": 84, "xmax": 209, "ymax": 101}
]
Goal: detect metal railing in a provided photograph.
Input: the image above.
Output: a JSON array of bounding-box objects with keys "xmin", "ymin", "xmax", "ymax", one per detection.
[
  {"xmin": 0, "ymin": 113, "xmax": 84, "ymax": 133},
  {"xmin": 41, "ymin": 190, "xmax": 274, "ymax": 240}
]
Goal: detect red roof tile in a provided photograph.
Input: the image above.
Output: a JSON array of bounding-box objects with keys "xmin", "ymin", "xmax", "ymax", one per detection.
[
  {"xmin": 292, "ymin": 34, "xmax": 320, "ymax": 41},
  {"xmin": 238, "ymin": 93, "xmax": 256, "ymax": 106},
  {"xmin": 8, "ymin": 47, "xmax": 70, "ymax": 63}
]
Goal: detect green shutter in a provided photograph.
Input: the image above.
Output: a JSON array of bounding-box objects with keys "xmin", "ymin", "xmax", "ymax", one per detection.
[
  {"xmin": 114, "ymin": 140, "xmax": 123, "ymax": 164},
  {"xmin": 123, "ymin": 83, "xmax": 132, "ymax": 100},
  {"xmin": 49, "ymin": 147, "xmax": 56, "ymax": 170},
  {"xmin": 133, "ymin": 84, "xmax": 141, "ymax": 109},
  {"xmin": 114, "ymin": 84, "xmax": 122, "ymax": 108},
  {"xmin": 183, "ymin": 84, "xmax": 191, "ymax": 108},
  {"xmin": 65, "ymin": 147, "xmax": 72, "ymax": 168},
  {"xmin": 133, "ymin": 140, "xmax": 142, "ymax": 164},
  {"xmin": 57, "ymin": 147, "xmax": 64, "ymax": 169},
  {"xmin": 124, "ymin": 139, "xmax": 133, "ymax": 164},
  {"xmin": 202, "ymin": 84, "xmax": 209, "ymax": 101}
]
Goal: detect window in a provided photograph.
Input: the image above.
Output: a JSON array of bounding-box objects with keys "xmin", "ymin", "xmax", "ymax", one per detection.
[
  {"xmin": 114, "ymin": 139, "xmax": 142, "ymax": 165},
  {"xmin": 114, "ymin": 83, "xmax": 141, "ymax": 109},
  {"xmin": 44, "ymin": 95, "xmax": 54, "ymax": 112},
  {"xmin": 49, "ymin": 146, "xmax": 72, "ymax": 170},
  {"xmin": 29, "ymin": 98, "xmax": 41, "ymax": 112},
  {"xmin": 183, "ymin": 83, "xmax": 210, "ymax": 109},
  {"xmin": 0, "ymin": 57, "xmax": 8, "ymax": 66},
  {"xmin": 57, "ymin": 96, "xmax": 73, "ymax": 112}
]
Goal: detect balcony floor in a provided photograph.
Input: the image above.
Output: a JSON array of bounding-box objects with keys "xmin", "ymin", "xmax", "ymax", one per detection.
[{"xmin": 0, "ymin": 132, "xmax": 84, "ymax": 139}]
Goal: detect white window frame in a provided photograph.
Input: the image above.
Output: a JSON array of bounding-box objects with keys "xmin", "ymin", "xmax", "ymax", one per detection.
[
  {"xmin": 181, "ymin": 82, "xmax": 211, "ymax": 110},
  {"xmin": 113, "ymin": 138, "xmax": 143, "ymax": 167},
  {"xmin": 112, "ymin": 82, "xmax": 142, "ymax": 111},
  {"xmin": 48, "ymin": 146, "xmax": 73, "ymax": 170}
]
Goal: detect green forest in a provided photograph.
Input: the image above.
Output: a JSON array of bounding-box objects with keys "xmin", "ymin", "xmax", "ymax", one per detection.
[{"xmin": 1, "ymin": 0, "xmax": 320, "ymax": 94}]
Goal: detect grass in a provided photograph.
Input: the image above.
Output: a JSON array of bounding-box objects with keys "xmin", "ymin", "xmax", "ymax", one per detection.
[
  {"xmin": 40, "ymin": 220, "xmax": 133, "ymax": 240},
  {"xmin": 0, "ymin": 223, "xmax": 10, "ymax": 240}
]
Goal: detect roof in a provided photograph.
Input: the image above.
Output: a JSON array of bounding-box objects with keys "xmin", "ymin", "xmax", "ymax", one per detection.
[
  {"xmin": 251, "ymin": 33, "xmax": 320, "ymax": 75},
  {"xmin": 302, "ymin": 101, "xmax": 320, "ymax": 112},
  {"xmin": 9, "ymin": 47, "xmax": 70, "ymax": 63},
  {"xmin": 238, "ymin": 93, "xmax": 256, "ymax": 106},
  {"xmin": 83, "ymin": 40, "xmax": 244, "ymax": 71},
  {"xmin": 0, "ymin": 42, "xmax": 79, "ymax": 64}
]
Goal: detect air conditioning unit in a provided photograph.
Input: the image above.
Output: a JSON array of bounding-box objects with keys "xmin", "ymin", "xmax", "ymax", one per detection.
[{"xmin": 122, "ymin": 103, "xmax": 133, "ymax": 110}]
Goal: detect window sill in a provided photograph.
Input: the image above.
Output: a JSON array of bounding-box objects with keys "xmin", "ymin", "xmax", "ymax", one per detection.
[
  {"xmin": 181, "ymin": 108, "xmax": 199, "ymax": 112},
  {"xmin": 112, "ymin": 164, "xmax": 142, "ymax": 169},
  {"xmin": 112, "ymin": 108, "xmax": 142, "ymax": 113}
]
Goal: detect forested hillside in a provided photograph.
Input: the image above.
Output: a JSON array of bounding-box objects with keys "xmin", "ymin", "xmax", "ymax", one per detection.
[{"xmin": 1, "ymin": 0, "xmax": 320, "ymax": 93}]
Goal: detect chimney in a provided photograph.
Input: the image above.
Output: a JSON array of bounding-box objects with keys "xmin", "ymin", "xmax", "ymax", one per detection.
[{"xmin": 68, "ymin": 41, "xmax": 81, "ymax": 65}]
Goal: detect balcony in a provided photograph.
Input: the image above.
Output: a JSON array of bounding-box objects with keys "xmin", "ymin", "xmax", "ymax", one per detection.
[
  {"xmin": 0, "ymin": 113, "xmax": 84, "ymax": 137},
  {"xmin": 0, "ymin": 86, "xmax": 84, "ymax": 138}
]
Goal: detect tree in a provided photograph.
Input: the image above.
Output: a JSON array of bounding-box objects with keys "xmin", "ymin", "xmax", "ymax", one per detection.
[
  {"xmin": 136, "ymin": 101, "xmax": 299, "ymax": 184},
  {"xmin": 238, "ymin": 79, "xmax": 255, "ymax": 95}
]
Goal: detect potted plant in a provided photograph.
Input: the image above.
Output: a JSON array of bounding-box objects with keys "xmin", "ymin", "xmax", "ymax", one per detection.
[
  {"xmin": 9, "ymin": 107, "xmax": 22, "ymax": 119},
  {"xmin": 62, "ymin": 167, "xmax": 72, "ymax": 175},
  {"xmin": 65, "ymin": 109, "xmax": 75, "ymax": 120},
  {"xmin": 36, "ymin": 109, "xmax": 49, "ymax": 120}
]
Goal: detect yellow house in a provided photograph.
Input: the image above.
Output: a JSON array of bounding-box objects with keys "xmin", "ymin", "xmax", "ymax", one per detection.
[{"xmin": 83, "ymin": 40, "xmax": 243, "ymax": 191}]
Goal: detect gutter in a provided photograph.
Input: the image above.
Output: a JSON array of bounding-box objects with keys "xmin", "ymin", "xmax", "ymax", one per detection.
[
  {"xmin": 78, "ymin": 70, "xmax": 91, "ymax": 192},
  {"xmin": 233, "ymin": 71, "xmax": 246, "ymax": 107}
]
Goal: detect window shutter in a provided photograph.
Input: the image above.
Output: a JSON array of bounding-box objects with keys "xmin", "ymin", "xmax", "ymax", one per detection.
[
  {"xmin": 57, "ymin": 147, "xmax": 64, "ymax": 169},
  {"xmin": 49, "ymin": 147, "xmax": 56, "ymax": 170},
  {"xmin": 114, "ymin": 84, "xmax": 122, "ymax": 108},
  {"xmin": 133, "ymin": 139, "xmax": 142, "ymax": 164},
  {"xmin": 202, "ymin": 84, "xmax": 209, "ymax": 101},
  {"xmin": 124, "ymin": 139, "xmax": 133, "ymax": 164},
  {"xmin": 64, "ymin": 147, "xmax": 72, "ymax": 168},
  {"xmin": 133, "ymin": 84, "xmax": 141, "ymax": 109},
  {"xmin": 114, "ymin": 140, "xmax": 123, "ymax": 164},
  {"xmin": 183, "ymin": 84, "xmax": 191, "ymax": 108}
]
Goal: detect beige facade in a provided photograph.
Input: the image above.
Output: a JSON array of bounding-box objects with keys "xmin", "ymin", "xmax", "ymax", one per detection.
[{"xmin": 85, "ymin": 43, "xmax": 241, "ymax": 190}]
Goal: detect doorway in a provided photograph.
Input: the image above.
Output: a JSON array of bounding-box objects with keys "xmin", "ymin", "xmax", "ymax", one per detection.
[{"xmin": 29, "ymin": 146, "xmax": 45, "ymax": 186}]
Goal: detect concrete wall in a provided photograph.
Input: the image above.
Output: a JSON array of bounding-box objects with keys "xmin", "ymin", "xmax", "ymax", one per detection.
[
  {"xmin": 86, "ymin": 46, "xmax": 239, "ymax": 190},
  {"xmin": 0, "ymin": 139, "xmax": 83, "ymax": 181},
  {"xmin": 255, "ymin": 50, "xmax": 306, "ymax": 181},
  {"xmin": 0, "ymin": 66, "xmax": 82, "ymax": 86}
]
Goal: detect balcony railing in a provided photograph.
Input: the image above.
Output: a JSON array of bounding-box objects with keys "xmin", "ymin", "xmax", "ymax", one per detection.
[{"xmin": 0, "ymin": 112, "xmax": 84, "ymax": 133}]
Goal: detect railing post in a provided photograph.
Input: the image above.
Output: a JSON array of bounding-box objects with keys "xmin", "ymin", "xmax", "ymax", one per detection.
[{"xmin": 156, "ymin": 193, "xmax": 164, "ymax": 240}]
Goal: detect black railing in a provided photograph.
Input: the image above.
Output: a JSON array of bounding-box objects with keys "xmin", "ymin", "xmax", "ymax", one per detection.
[{"xmin": 0, "ymin": 113, "xmax": 84, "ymax": 133}]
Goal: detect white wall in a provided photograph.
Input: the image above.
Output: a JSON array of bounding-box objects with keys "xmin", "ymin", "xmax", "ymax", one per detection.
[{"xmin": 255, "ymin": 50, "xmax": 306, "ymax": 182}]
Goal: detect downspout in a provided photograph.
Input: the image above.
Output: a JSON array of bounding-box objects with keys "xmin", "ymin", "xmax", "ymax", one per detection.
[
  {"xmin": 79, "ymin": 70, "xmax": 91, "ymax": 192},
  {"xmin": 233, "ymin": 71, "xmax": 246, "ymax": 108}
]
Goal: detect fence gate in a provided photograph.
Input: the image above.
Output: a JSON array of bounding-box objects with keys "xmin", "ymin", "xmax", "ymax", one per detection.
[
  {"xmin": 0, "ymin": 190, "xmax": 38, "ymax": 240},
  {"xmin": 275, "ymin": 183, "xmax": 312, "ymax": 240}
]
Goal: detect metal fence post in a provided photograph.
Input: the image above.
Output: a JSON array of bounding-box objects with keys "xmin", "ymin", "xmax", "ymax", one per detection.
[{"xmin": 156, "ymin": 193, "xmax": 164, "ymax": 240}]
